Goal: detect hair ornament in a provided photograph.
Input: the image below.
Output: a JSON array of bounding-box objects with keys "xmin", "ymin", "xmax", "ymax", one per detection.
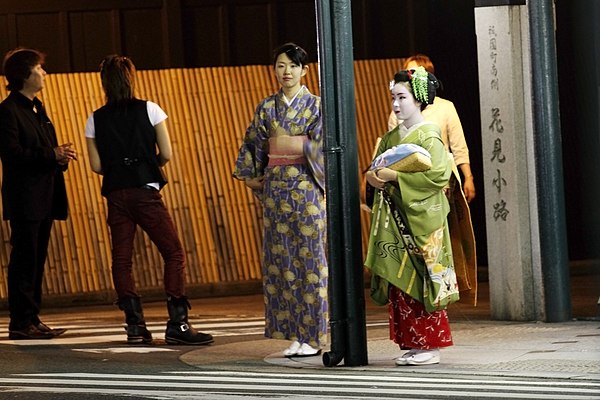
[{"xmin": 409, "ymin": 66, "xmax": 430, "ymax": 104}]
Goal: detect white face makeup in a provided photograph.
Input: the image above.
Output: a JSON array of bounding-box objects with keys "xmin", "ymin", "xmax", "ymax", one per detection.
[{"xmin": 390, "ymin": 81, "xmax": 421, "ymax": 125}]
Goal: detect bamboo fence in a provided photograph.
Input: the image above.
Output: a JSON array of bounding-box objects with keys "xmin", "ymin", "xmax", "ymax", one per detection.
[{"xmin": 0, "ymin": 58, "xmax": 401, "ymax": 301}]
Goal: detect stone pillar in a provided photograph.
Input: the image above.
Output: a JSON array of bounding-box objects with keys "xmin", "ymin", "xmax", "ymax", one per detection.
[{"xmin": 474, "ymin": 2, "xmax": 545, "ymax": 320}]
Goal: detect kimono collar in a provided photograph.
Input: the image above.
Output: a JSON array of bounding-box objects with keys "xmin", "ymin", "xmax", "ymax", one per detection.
[
  {"xmin": 398, "ymin": 120, "xmax": 429, "ymax": 140},
  {"xmin": 281, "ymin": 85, "xmax": 307, "ymax": 106}
]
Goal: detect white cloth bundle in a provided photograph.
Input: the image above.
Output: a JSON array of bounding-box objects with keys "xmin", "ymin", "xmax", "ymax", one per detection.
[{"xmin": 370, "ymin": 143, "xmax": 432, "ymax": 172}]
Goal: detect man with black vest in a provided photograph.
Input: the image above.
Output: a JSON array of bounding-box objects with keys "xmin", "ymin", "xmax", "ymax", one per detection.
[{"xmin": 85, "ymin": 54, "xmax": 212, "ymax": 345}]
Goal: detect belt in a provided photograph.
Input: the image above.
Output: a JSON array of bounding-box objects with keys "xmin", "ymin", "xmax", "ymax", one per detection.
[
  {"xmin": 123, "ymin": 157, "xmax": 140, "ymax": 166},
  {"xmin": 268, "ymin": 156, "xmax": 307, "ymax": 166},
  {"xmin": 140, "ymin": 184, "xmax": 158, "ymax": 191}
]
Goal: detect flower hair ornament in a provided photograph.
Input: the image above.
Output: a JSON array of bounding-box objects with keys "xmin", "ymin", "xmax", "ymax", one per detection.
[{"xmin": 408, "ymin": 66, "xmax": 430, "ymax": 104}]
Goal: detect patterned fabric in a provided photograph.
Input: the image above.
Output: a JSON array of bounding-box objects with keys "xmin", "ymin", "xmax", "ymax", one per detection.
[
  {"xmin": 388, "ymin": 286, "xmax": 453, "ymax": 349},
  {"xmin": 365, "ymin": 122, "xmax": 458, "ymax": 313},
  {"xmin": 233, "ymin": 86, "xmax": 328, "ymax": 347},
  {"xmin": 233, "ymin": 86, "xmax": 324, "ymax": 195}
]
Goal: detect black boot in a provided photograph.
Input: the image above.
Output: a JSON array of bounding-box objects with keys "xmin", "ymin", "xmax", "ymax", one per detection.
[
  {"xmin": 165, "ymin": 296, "xmax": 213, "ymax": 345},
  {"xmin": 117, "ymin": 296, "xmax": 153, "ymax": 344}
]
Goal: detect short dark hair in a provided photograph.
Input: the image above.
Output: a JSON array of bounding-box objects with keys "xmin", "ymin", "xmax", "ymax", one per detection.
[
  {"xmin": 2, "ymin": 48, "xmax": 45, "ymax": 92},
  {"xmin": 99, "ymin": 54, "xmax": 136, "ymax": 105},
  {"xmin": 272, "ymin": 42, "xmax": 308, "ymax": 67}
]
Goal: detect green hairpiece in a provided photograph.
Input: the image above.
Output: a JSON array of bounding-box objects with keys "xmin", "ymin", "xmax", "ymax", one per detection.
[{"xmin": 409, "ymin": 66, "xmax": 429, "ymax": 104}]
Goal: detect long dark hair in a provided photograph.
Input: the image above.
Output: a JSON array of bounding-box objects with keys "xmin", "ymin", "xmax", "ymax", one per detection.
[{"xmin": 100, "ymin": 55, "xmax": 136, "ymax": 105}]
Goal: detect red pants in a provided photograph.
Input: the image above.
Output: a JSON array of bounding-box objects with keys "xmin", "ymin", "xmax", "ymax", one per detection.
[
  {"xmin": 389, "ymin": 285, "xmax": 453, "ymax": 349},
  {"xmin": 106, "ymin": 187, "xmax": 185, "ymax": 300}
]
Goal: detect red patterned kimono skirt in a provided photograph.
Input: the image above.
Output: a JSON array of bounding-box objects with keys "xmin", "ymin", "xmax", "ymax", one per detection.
[{"xmin": 389, "ymin": 285, "xmax": 454, "ymax": 349}]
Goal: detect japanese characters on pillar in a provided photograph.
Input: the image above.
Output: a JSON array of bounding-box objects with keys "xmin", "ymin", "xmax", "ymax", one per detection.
[
  {"xmin": 475, "ymin": 4, "xmax": 541, "ymax": 320},
  {"xmin": 487, "ymin": 25, "xmax": 509, "ymax": 222}
]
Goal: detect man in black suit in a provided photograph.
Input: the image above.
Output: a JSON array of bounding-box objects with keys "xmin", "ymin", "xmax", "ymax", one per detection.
[{"xmin": 0, "ymin": 48, "xmax": 77, "ymax": 340}]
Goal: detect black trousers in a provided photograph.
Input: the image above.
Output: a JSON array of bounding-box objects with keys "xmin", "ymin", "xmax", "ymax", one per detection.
[{"xmin": 7, "ymin": 218, "xmax": 53, "ymax": 331}]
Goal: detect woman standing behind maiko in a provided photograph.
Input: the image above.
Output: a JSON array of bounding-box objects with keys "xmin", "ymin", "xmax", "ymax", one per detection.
[
  {"xmin": 388, "ymin": 54, "xmax": 476, "ymax": 202},
  {"xmin": 233, "ymin": 43, "xmax": 327, "ymax": 358},
  {"xmin": 365, "ymin": 67, "xmax": 459, "ymax": 366}
]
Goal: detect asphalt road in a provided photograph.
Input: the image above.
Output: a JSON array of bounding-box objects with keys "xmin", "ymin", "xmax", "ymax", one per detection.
[{"xmin": 0, "ymin": 280, "xmax": 598, "ymax": 399}]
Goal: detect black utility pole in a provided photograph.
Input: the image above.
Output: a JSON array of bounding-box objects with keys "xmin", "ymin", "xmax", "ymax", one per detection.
[
  {"xmin": 528, "ymin": 0, "xmax": 571, "ymax": 321},
  {"xmin": 315, "ymin": 0, "xmax": 368, "ymax": 367}
]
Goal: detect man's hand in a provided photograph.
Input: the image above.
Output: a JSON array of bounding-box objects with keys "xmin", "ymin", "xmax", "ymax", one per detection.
[{"xmin": 54, "ymin": 143, "xmax": 77, "ymax": 165}]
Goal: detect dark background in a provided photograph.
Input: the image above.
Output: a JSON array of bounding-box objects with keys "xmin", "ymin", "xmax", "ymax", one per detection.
[{"xmin": 0, "ymin": 0, "xmax": 598, "ymax": 267}]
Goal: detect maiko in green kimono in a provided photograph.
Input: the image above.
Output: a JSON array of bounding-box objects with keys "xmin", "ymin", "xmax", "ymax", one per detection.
[
  {"xmin": 365, "ymin": 121, "xmax": 459, "ymax": 312},
  {"xmin": 364, "ymin": 66, "xmax": 458, "ymax": 366}
]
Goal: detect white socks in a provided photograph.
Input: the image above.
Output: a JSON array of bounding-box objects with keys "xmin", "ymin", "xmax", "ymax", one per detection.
[
  {"xmin": 395, "ymin": 348, "xmax": 440, "ymax": 365},
  {"xmin": 283, "ymin": 341, "xmax": 321, "ymax": 357},
  {"xmin": 283, "ymin": 340, "xmax": 301, "ymax": 356}
]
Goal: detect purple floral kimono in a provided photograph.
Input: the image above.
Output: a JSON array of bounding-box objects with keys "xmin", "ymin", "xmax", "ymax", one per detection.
[{"xmin": 233, "ymin": 86, "xmax": 328, "ymax": 347}]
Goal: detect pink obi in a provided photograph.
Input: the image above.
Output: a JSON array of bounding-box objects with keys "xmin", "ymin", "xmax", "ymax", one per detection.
[{"xmin": 268, "ymin": 135, "xmax": 307, "ymax": 166}]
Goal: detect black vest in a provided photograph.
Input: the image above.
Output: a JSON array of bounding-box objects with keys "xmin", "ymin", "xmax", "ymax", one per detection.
[{"xmin": 94, "ymin": 99, "xmax": 167, "ymax": 196}]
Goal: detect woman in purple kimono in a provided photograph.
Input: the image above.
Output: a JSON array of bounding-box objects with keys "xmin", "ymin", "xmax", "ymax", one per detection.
[{"xmin": 233, "ymin": 43, "xmax": 327, "ymax": 358}]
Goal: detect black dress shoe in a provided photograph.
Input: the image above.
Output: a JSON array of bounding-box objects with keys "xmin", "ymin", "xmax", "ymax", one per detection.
[
  {"xmin": 8, "ymin": 324, "xmax": 55, "ymax": 340},
  {"xmin": 36, "ymin": 322, "xmax": 67, "ymax": 337}
]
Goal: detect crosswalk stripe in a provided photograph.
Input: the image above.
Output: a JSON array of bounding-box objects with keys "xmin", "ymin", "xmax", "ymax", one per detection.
[
  {"xmin": 0, "ymin": 318, "xmax": 265, "ymax": 331},
  {"xmin": 175, "ymin": 370, "xmax": 600, "ymax": 388},
  {"xmin": 0, "ymin": 372, "xmax": 598, "ymax": 399},
  {"xmin": 0, "ymin": 319, "xmax": 386, "ymax": 345},
  {"xmin": 10, "ymin": 372, "xmax": 600, "ymax": 392},
  {"xmin": 0, "ymin": 318, "xmax": 267, "ymax": 345}
]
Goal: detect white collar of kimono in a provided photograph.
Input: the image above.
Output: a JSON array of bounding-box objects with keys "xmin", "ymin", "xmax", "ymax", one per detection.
[{"xmin": 282, "ymin": 85, "xmax": 306, "ymax": 106}]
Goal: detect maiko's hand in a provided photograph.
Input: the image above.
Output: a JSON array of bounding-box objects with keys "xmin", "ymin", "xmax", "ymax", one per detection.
[
  {"xmin": 245, "ymin": 176, "xmax": 265, "ymax": 190},
  {"xmin": 374, "ymin": 167, "xmax": 397, "ymax": 183},
  {"xmin": 365, "ymin": 170, "xmax": 386, "ymax": 189}
]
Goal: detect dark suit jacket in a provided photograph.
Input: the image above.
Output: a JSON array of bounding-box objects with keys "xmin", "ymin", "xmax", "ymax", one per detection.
[{"xmin": 0, "ymin": 91, "xmax": 68, "ymax": 221}]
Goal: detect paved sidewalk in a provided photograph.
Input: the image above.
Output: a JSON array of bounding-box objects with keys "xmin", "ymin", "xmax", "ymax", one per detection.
[
  {"xmin": 182, "ymin": 318, "xmax": 600, "ymax": 380},
  {"xmin": 276, "ymin": 320, "xmax": 600, "ymax": 378},
  {"xmin": 2, "ymin": 276, "xmax": 598, "ymax": 381},
  {"xmin": 181, "ymin": 277, "xmax": 600, "ymax": 380}
]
